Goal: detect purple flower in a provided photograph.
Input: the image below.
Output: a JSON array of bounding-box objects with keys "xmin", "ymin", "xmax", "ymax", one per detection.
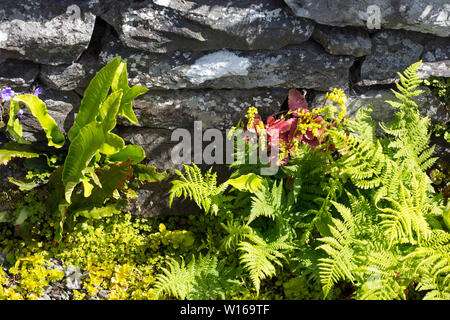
[
  {"xmin": 17, "ymin": 109, "xmax": 24, "ymax": 121},
  {"xmin": 33, "ymin": 87, "xmax": 43, "ymax": 96},
  {"xmin": 1, "ymin": 88, "xmax": 15, "ymax": 102}
]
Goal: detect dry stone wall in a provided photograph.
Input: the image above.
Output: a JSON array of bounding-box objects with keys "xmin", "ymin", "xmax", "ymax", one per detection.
[{"xmin": 0, "ymin": 0, "xmax": 449, "ymax": 216}]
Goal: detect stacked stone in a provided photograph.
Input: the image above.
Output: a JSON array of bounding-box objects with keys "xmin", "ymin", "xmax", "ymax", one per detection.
[{"xmin": 0, "ymin": 0, "xmax": 448, "ymax": 215}]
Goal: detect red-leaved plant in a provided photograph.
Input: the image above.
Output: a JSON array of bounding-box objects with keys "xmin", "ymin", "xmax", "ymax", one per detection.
[{"xmin": 243, "ymin": 88, "xmax": 341, "ymax": 165}]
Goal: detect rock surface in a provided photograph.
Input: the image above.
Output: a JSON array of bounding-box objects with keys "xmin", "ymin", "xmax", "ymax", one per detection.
[
  {"xmin": 0, "ymin": 60, "xmax": 39, "ymax": 91},
  {"xmin": 311, "ymin": 25, "xmax": 372, "ymax": 57},
  {"xmin": 0, "ymin": 0, "xmax": 99, "ymax": 65},
  {"xmin": 40, "ymin": 63, "xmax": 88, "ymax": 91},
  {"xmin": 118, "ymin": 88, "xmax": 287, "ymax": 130},
  {"xmin": 100, "ymin": 38, "xmax": 354, "ymax": 91},
  {"xmin": 101, "ymin": 0, "xmax": 314, "ymax": 53},
  {"xmin": 360, "ymin": 30, "xmax": 425, "ymax": 83},
  {"xmin": 284, "ymin": 0, "xmax": 450, "ymax": 37}
]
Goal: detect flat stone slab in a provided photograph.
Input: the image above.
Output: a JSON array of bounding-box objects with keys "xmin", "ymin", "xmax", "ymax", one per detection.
[
  {"xmin": 0, "ymin": 60, "xmax": 39, "ymax": 91},
  {"xmin": 100, "ymin": 37, "xmax": 354, "ymax": 91},
  {"xmin": 101, "ymin": 0, "xmax": 314, "ymax": 53},
  {"xmin": 311, "ymin": 25, "xmax": 372, "ymax": 57},
  {"xmin": 284, "ymin": 0, "xmax": 450, "ymax": 37},
  {"xmin": 0, "ymin": 0, "xmax": 99, "ymax": 65}
]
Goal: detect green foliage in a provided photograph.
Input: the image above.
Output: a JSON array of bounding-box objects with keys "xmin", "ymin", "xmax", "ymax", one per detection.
[
  {"xmin": 168, "ymin": 61, "xmax": 449, "ymax": 300},
  {"xmin": 169, "ymin": 164, "xmax": 228, "ymax": 215},
  {"xmin": 0, "ymin": 57, "xmax": 167, "ymax": 242},
  {"xmin": 67, "ymin": 57, "xmax": 121, "ymax": 141},
  {"xmin": 0, "ymin": 142, "xmax": 40, "ymax": 165},
  {"xmin": 15, "ymin": 95, "xmax": 65, "ymax": 148},
  {"xmin": 1, "ymin": 61, "xmax": 447, "ymax": 301},
  {"xmin": 0, "ymin": 210, "xmax": 204, "ymax": 300},
  {"xmin": 154, "ymin": 254, "xmax": 240, "ymax": 300},
  {"xmin": 239, "ymin": 234, "xmax": 294, "ymax": 294},
  {"xmin": 424, "ymin": 76, "xmax": 450, "ymax": 104},
  {"xmin": 0, "ymin": 253, "xmax": 64, "ymax": 300},
  {"xmin": 316, "ymin": 62, "xmax": 449, "ymax": 299}
]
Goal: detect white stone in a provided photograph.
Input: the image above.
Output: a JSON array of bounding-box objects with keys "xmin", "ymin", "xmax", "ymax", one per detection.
[
  {"xmin": 0, "ymin": 29, "xmax": 8, "ymax": 42},
  {"xmin": 186, "ymin": 50, "xmax": 251, "ymax": 85},
  {"xmin": 153, "ymin": 0, "xmax": 171, "ymax": 8}
]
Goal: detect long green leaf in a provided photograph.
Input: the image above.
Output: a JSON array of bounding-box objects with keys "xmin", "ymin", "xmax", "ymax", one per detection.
[
  {"xmin": 6, "ymin": 100, "xmax": 29, "ymax": 144},
  {"xmin": 67, "ymin": 57, "xmax": 122, "ymax": 141},
  {"xmin": 73, "ymin": 201, "xmax": 128, "ymax": 220},
  {"xmin": 119, "ymin": 85, "xmax": 148, "ymax": 124},
  {"xmin": 62, "ymin": 122, "xmax": 106, "ymax": 203},
  {"xmin": 13, "ymin": 95, "xmax": 65, "ymax": 148},
  {"xmin": 133, "ymin": 164, "xmax": 169, "ymax": 183},
  {"xmin": 109, "ymin": 145, "xmax": 146, "ymax": 164},
  {"xmin": 227, "ymin": 173, "xmax": 264, "ymax": 193},
  {"xmin": 8, "ymin": 177, "xmax": 46, "ymax": 191},
  {"xmin": 100, "ymin": 133, "xmax": 125, "ymax": 155},
  {"xmin": 0, "ymin": 142, "xmax": 40, "ymax": 165},
  {"xmin": 112, "ymin": 62, "xmax": 148, "ymax": 124},
  {"xmin": 99, "ymin": 90, "xmax": 123, "ymax": 132}
]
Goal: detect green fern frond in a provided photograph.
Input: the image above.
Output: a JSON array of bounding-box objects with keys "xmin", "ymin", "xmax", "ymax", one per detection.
[
  {"xmin": 248, "ymin": 180, "xmax": 283, "ymax": 224},
  {"xmin": 358, "ymin": 277, "xmax": 405, "ymax": 300},
  {"xmin": 169, "ymin": 164, "xmax": 228, "ymax": 215},
  {"xmin": 220, "ymin": 220, "xmax": 253, "ymax": 252},
  {"xmin": 346, "ymin": 107, "xmax": 377, "ymax": 145},
  {"xmin": 238, "ymin": 234, "xmax": 294, "ymax": 294},
  {"xmin": 390, "ymin": 60, "xmax": 424, "ymax": 109},
  {"xmin": 329, "ymin": 130, "xmax": 385, "ymax": 189},
  {"xmin": 153, "ymin": 257, "xmax": 192, "ymax": 299},
  {"xmin": 317, "ymin": 201, "xmax": 359, "ymax": 298},
  {"xmin": 154, "ymin": 254, "xmax": 240, "ymax": 300},
  {"xmin": 378, "ymin": 174, "xmax": 431, "ymax": 246}
]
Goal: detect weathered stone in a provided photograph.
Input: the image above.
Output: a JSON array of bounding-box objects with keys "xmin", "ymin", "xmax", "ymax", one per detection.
[
  {"xmin": 359, "ymin": 30, "xmax": 424, "ymax": 83},
  {"xmin": 100, "ymin": 38, "xmax": 354, "ymax": 91},
  {"xmin": 117, "ymin": 88, "xmax": 287, "ymax": 130},
  {"xmin": 312, "ymin": 25, "xmax": 372, "ymax": 57},
  {"xmin": 40, "ymin": 63, "xmax": 88, "ymax": 91},
  {"xmin": 0, "ymin": 60, "xmax": 39, "ymax": 91},
  {"xmin": 101, "ymin": 0, "xmax": 314, "ymax": 53},
  {"xmin": 418, "ymin": 61, "xmax": 450, "ymax": 79},
  {"xmin": 117, "ymin": 127, "xmax": 176, "ymax": 171},
  {"xmin": 19, "ymin": 89, "xmax": 81, "ymax": 143},
  {"xmin": 419, "ymin": 36, "xmax": 450, "ymax": 78},
  {"xmin": 0, "ymin": 0, "xmax": 99, "ymax": 65},
  {"xmin": 284, "ymin": 0, "xmax": 450, "ymax": 37},
  {"xmin": 422, "ymin": 37, "xmax": 450, "ymax": 62}
]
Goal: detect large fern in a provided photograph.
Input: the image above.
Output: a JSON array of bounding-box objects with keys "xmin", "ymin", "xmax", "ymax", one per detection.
[
  {"xmin": 167, "ymin": 61, "xmax": 448, "ymax": 300},
  {"xmin": 316, "ymin": 62, "xmax": 448, "ymax": 299},
  {"xmin": 169, "ymin": 164, "xmax": 228, "ymax": 215},
  {"xmin": 381, "ymin": 61, "xmax": 437, "ymax": 172},
  {"xmin": 238, "ymin": 234, "xmax": 294, "ymax": 294},
  {"xmin": 153, "ymin": 254, "xmax": 240, "ymax": 300}
]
